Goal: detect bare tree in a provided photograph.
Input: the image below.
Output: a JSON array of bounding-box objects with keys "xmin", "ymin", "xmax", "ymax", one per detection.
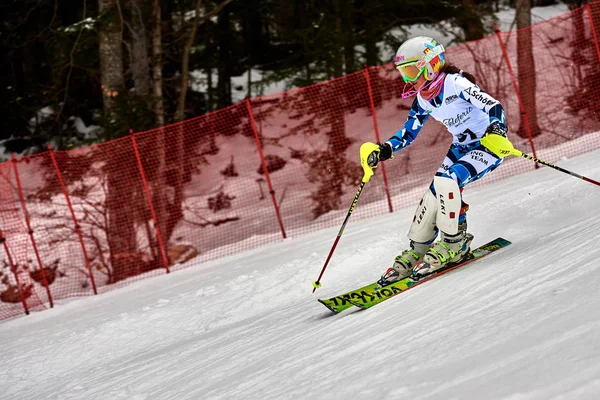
[
  {"xmin": 175, "ymin": 0, "xmax": 235, "ymax": 122},
  {"xmin": 151, "ymin": 0, "xmax": 164, "ymax": 126},
  {"xmin": 98, "ymin": 0, "xmax": 140, "ymax": 281},
  {"xmin": 126, "ymin": 0, "xmax": 151, "ymax": 95},
  {"xmin": 168, "ymin": 0, "xmax": 234, "ymax": 250},
  {"xmin": 151, "ymin": 0, "xmax": 167, "ymax": 252},
  {"xmin": 98, "ymin": 0, "xmax": 124, "ymax": 131}
]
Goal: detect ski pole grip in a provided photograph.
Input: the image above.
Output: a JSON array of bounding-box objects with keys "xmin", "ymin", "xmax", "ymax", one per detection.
[
  {"xmin": 481, "ymin": 134, "xmax": 521, "ymax": 158},
  {"xmin": 359, "ymin": 142, "xmax": 380, "ymax": 182}
]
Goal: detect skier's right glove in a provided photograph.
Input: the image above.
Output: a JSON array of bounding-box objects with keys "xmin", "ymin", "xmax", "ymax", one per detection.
[{"xmin": 366, "ymin": 142, "xmax": 393, "ymax": 167}]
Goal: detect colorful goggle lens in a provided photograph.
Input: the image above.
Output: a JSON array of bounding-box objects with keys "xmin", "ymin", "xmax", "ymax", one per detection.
[{"xmin": 395, "ymin": 62, "xmax": 424, "ymax": 83}]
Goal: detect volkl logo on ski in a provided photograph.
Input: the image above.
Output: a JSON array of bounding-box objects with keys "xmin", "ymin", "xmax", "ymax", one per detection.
[{"xmin": 318, "ymin": 238, "xmax": 512, "ymax": 313}]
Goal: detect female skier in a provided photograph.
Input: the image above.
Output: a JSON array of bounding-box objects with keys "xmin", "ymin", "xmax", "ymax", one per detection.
[{"xmin": 363, "ymin": 36, "xmax": 509, "ymax": 285}]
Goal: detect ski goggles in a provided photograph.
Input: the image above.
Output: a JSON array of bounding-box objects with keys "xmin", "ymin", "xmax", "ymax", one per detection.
[{"xmin": 395, "ymin": 62, "xmax": 425, "ymax": 83}]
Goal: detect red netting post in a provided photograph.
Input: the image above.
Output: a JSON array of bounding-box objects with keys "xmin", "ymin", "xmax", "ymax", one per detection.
[
  {"xmin": 0, "ymin": 227, "xmax": 29, "ymax": 315},
  {"xmin": 47, "ymin": 146, "xmax": 98, "ymax": 295},
  {"xmin": 364, "ymin": 66, "xmax": 393, "ymax": 213},
  {"xmin": 130, "ymin": 132, "xmax": 171, "ymax": 273},
  {"xmin": 586, "ymin": 4, "xmax": 600, "ymax": 63},
  {"xmin": 493, "ymin": 23, "xmax": 538, "ymax": 165},
  {"xmin": 10, "ymin": 154, "xmax": 54, "ymax": 307},
  {"xmin": 245, "ymin": 99, "xmax": 287, "ymax": 239}
]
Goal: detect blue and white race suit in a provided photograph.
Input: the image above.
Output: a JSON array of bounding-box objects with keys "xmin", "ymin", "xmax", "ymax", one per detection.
[{"xmin": 386, "ymin": 73, "xmax": 507, "ymax": 224}]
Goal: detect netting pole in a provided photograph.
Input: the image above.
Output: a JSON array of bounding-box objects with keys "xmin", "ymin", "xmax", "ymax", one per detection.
[
  {"xmin": 364, "ymin": 66, "xmax": 393, "ymax": 213},
  {"xmin": 130, "ymin": 132, "xmax": 171, "ymax": 273},
  {"xmin": 10, "ymin": 154, "xmax": 54, "ymax": 307},
  {"xmin": 0, "ymin": 227, "xmax": 29, "ymax": 315},
  {"xmin": 245, "ymin": 99, "xmax": 287, "ymax": 239},
  {"xmin": 493, "ymin": 23, "xmax": 539, "ymax": 165},
  {"xmin": 47, "ymin": 146, "xmax": 98, "ymax": 295},
  {"xmin": 586, "ymin": 4, "xmax": 600, "ymax": 64}
]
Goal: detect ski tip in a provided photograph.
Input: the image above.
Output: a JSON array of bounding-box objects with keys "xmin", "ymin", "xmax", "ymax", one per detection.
[
  {"xmin": 317, "ymin": 299, "xmax": 340, "ymax": 313},
  {"xmin": 495, "ymin": 237, "xmax": 512, "ymax": 246}
]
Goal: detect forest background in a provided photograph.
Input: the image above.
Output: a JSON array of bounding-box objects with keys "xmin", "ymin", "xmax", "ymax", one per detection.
[{"xmin": 0, "ymin": 0, "xmax": 584, "ymax": 157}]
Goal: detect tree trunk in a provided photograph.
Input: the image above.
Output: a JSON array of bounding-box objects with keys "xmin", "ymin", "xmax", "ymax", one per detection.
[
  {"xmin": 365, "ymin": 36, "xmax": 378, "ymax": 67},
  {"xmin": 177, "ymin": 0, "xmax": 234, "ymax": 113},
  {"xmin": 167, "ymin": 0, "xmax": 203, "ymax": 266},
  {"xmin": 159, "ymin": 0, "xmax": 232, "ymax": 250},
  {"xmin": 207, "ymin": 66, "xmax": 214, "ymax": 111},
  {"xmin": 333, "ymin": 0, "xmax": 344, "ymax": 77},
  {"xmin": 98, "ymin": 0, "xmax": 124, "ymax": 137},
  {"xmin": 152, "ymin": 0, "xmax": 164, "ymax": 126},
  {"xmin": 151, "ymin": 0, "xmax": 168, "ymax": 259},
  {"xmin": 106, "ymin": 171, "xmax": 139, "ymax": 283},
  {"xmin": 99, "ymin": 0, "xmax": 139, "ymax": 282},
  {"xmin": 127, "ymin": 0, "xmax": 151, "ymax": 95},
  {"xmin": 516, "ymin": 0, "xmax": 541, "ymax": 138},
  {"xmin": 217, "ymin": 6, "xmax": 232, "ymax": 108},
  {"xmin": 459, "ymin": 0, "xmax": 485, "ymax": 41},
  {"xmin": 364, "ymin": 4, "xmax": 378, "ymax": 67},
  {"xmin": 175, "ymin": 0, "xmax": 202, "ymax": 122},
  {"xmin": 341, "ymin": 0, "xmax": 354, "ymax": 74}
]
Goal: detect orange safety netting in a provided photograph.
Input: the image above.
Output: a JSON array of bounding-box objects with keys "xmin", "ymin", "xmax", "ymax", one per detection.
[{"xmin": 2, "ymin": 3, "xmax": 600, "ymax": 320}]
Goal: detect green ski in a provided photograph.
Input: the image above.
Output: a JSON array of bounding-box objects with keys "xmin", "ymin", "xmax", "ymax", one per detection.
[
  {"xmin": 317, "ymin": 237, "xmax": 510, "ymax": 313},
  {"xmin": 349, "ymin": 237, "xmax": 511, "ymax": 309},
  {"xmin": 317, "ymin": 282, "xmax": 380, "ymax": 313}
]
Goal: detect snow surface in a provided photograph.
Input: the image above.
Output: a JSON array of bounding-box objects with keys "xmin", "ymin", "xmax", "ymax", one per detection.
[{"xmin": 1, "ymin": 148, "xmax": 600, "ymax": 399}]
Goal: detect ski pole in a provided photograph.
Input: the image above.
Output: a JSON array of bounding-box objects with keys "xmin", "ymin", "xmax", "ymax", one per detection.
[
  {"xmin": 312, "ymin": 143, "xmax": 380, "ymax": 292},
  {"xmin": 481, "ymin": 134, "xmax": 600, "ymax": 187}
]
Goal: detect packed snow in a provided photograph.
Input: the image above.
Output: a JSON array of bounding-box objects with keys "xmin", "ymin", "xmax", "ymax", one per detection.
[{"xmin": 1, "ymin": 146, "xmax": 599, "ymax": 399}]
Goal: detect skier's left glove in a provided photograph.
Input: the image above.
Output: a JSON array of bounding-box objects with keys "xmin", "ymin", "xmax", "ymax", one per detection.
[
  {"xmin": 366, "ymin": 142, "xmax": 393, "ymax": 167},
  {"xmin": 481, "ymin": 121, "xmax": 514, "ymax": 158},
  {"xmin": 484, "ymin": 121, "xmax": 508, "ymax": 138}
]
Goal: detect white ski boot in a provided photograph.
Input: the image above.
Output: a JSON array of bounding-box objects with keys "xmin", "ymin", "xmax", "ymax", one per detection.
[
  {"xmin": 416, "ymin": 225, "xmax": 474, "ymax": 277},
  {"xmin": 378, "ymin": 239, "xmax": 434, "ymax": 286}
]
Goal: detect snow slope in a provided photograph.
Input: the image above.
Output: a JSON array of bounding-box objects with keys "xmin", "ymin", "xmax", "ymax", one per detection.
[{"xmin": 1, "ymin": 149, "xmax": 600, "ymax": 400}]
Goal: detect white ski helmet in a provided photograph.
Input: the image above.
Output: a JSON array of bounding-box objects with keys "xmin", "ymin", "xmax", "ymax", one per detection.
[{"xmin": 394, "ymin": 37, "xmax": 446, "ymax": 83}]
